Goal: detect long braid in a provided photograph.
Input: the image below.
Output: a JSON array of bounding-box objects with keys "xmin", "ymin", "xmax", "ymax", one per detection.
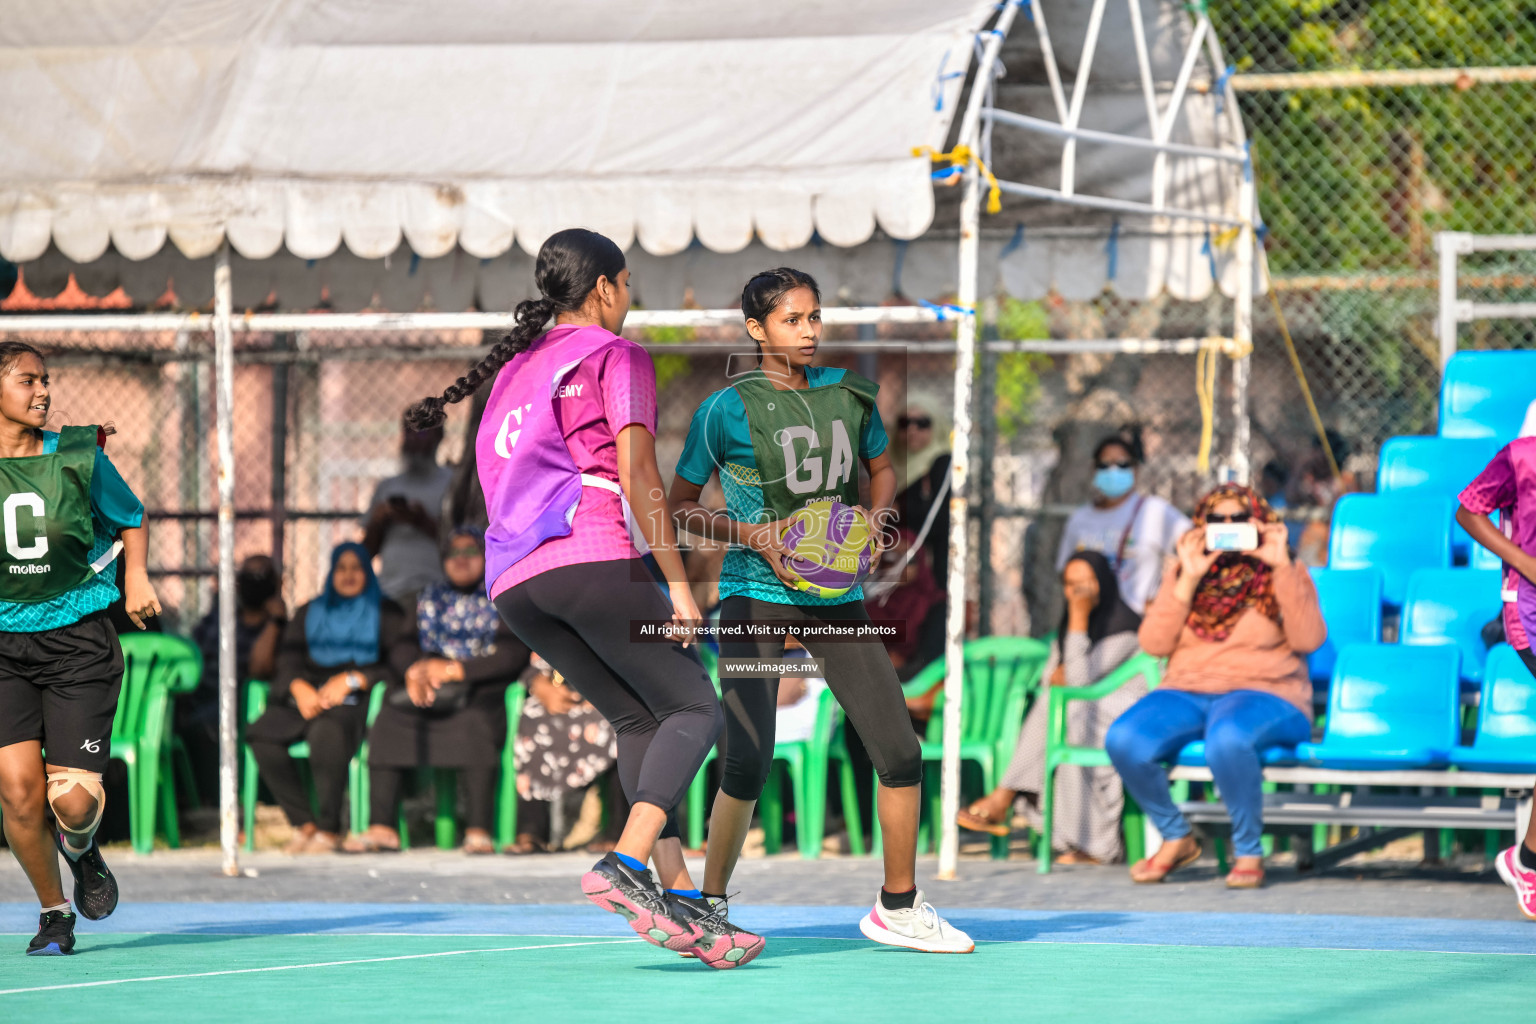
[
  {"xmin": 405, "ymin": 298, "xmax": 553, "ymax": 430},
  {"xmin": 403, "ymin": 228, "xmax": 627, "ymax": 431}
]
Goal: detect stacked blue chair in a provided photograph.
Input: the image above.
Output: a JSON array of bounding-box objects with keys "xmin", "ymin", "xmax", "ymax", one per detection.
[
  {"xmin": 1327, "ymin": 494, "xmax": 1455, "ymax": 607},
  {"xmin": 1399, "ymin": 568, "xmax": 1504, "ymax": 685},
  {"xmin": 1297, "ymin": 643, "xmax": 1461, "ymax": 769},
  {"xmin": 1376, "ymin": 437, "xmax": 1498, "ymax": 560},
  {"xmin": 1307, "ymin": 567, "xmax": 1383, "ymax": 693},
  {"xmin": 1470, "ymin": 509, "xmax": 1504, "ymax": 570},
  {"xmin": 1450, "ymin": 644, "xmax": 1536, "ymax": 773},
  {"xmin": 1377, "ymin": 436, "xmax": 1498, "ymax": 496},
  {"xmin": 1439, "ymin": 351, "xmax": 1536, "ymax": 441}
]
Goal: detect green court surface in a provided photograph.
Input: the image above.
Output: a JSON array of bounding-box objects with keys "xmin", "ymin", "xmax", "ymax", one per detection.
[{"xmin": 0, "ymin": 932, "xmax": 1527, "ymax": 1023}]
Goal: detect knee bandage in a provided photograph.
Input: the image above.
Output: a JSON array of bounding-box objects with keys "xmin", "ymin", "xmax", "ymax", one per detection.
[{"xmin": 46, "ymin": 770, "xmax": 106, "ymax": 841}]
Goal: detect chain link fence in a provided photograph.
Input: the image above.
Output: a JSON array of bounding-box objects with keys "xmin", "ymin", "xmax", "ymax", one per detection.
[{"xmin": 1212, "ymin": 0, "xmax": 1536, "ymax": 453}]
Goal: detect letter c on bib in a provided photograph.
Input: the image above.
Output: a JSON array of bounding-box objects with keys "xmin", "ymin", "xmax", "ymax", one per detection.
[{"xmin": 3, "ymin": 492, "xmax": 47, "ymax": 560}]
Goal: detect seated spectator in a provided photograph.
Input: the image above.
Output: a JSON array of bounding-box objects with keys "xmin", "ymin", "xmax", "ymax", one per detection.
[
  {"xmin": 1056, "ymin": 424, "xmax": 1190, "ymax": 614},
  {"xmin": 865, "ymin": 529, "xmax": 945, "ymax": 681},
  {"xmin": 182, "ymin": 554, "xmax": 286, "ymax": 803},
  {"xmin": 1289, "ymin": 429, "xmax": 1353, "ymax": 566},
  {"xmin": 248, "ymin": 543, "xmax": 408, "ymax": 854},
  {"xmin": 507, "ymin": 652, "xmax": 618, "ymax": 854},
  {"xmin": 1105, "ymin": 484, "xmax": 1324, "ymax": 889},
  {"xmin": 955, "ymin": 551, "xmax": 1147, "ymax": 863},
  {"xmin": 892, "ymin": 407, "xmax": 951, "ymax": 584},
  {"xmin": 345, "ymin": 526, "xmax": 530, "ymax": 855}
]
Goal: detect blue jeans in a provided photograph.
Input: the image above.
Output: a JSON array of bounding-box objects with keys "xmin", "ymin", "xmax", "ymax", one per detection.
[{"xmin": 1105, "ymin": 689, "xmax": 1311, "ymax": 858}]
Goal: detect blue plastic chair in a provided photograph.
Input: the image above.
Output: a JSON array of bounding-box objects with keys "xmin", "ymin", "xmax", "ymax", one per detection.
[
  {"xmin": 1470, "ymin": 509, "xmax": 1503, "ymax": 571},
  {"xmin": 1439, "ymin": 351, "xmax": 1536, "ymax": 441},
  {"xmin": 1377, "ymin": 437, "xmax": 1499, "ymax": 560},
  {"xmin": 1377, "ymin": 436, "xmax": 1498, "ymax": 497},
  {"xmin": 1327, "ymin": 494, "xmax": 1454, "ymax": 607},
  {"xmin": 1296, "ymin": 643, "xmax": 1461, "ymax": 769},
  {"xmin": 1450, "ymin": 644, "xmax": 1536, "ymax": 773},
  {"xmin": 1307, "ymin": 567, "xmax": 1383, "ymax": 691},
  {"xmin": 1400, "ymin": 568, "xmax": 1504, "ymax": 684}
]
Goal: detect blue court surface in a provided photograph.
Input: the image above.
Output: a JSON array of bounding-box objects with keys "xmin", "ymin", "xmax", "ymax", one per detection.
[{"xmin": 0, "ymin": 902, "xmax": 1530, "ymax": 1022}]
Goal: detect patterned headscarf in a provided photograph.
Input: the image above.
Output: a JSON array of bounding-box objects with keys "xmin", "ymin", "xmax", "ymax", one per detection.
[{"xmin": 1185, "ymin": 484, "xmax": 1281, "ymax": 642}]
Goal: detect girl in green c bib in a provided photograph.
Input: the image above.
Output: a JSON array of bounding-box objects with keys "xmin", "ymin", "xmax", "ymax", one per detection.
[
  {"xmin": 669, "ymin": 269, "xmax": 973, "ymax": 954},
  {"xmin": 0, "ymin": 342, "xmax": 160, "ymax": 956}
]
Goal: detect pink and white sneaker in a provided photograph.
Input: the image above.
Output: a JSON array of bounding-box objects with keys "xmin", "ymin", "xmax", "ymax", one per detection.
[
  {"xmin": 581, "ymin": 853, "xmax": 703, "ymax": 951},
  {"xmin": 858, "ymin": 889, "xmax": 974, "ymax": 953},
  {"xmin": 669, "ymin": 894, "xmax": 766, "ymax": 969},
  {"xmin": 1494, "ymin": 846, "xmax": 1536, "ymax": 922}
]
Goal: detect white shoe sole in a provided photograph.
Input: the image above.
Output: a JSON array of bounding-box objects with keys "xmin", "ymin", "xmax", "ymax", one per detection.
[
  {"xmin": 1494, "ymin": 852, "xmax": 1536, "ymax": 921},
  {"xmin": 859, "ymin": 912, "xmax": 975, "ymax": 953}
]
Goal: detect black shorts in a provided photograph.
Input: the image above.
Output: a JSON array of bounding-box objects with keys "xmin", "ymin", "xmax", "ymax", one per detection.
[{"xmin": 0, "ymin": 612, "xmax": 123, "ymax": 773}]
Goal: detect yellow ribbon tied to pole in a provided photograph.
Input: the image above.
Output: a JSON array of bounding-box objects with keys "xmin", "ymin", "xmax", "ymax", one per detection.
[{"xmin": 913, "ymin": 145, "xmax": 1002, "ymax": 215}]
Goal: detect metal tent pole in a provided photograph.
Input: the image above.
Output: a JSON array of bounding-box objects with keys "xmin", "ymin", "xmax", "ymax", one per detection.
[
  {"xmin": 214, "ymin": 245, "xmax": 240, "ymax": 877},
  {"xmin": 937, "ymin": 0, "xmax": 1020, "ymax": 881}
]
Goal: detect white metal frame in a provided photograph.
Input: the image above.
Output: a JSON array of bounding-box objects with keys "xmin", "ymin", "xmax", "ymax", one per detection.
[
  {"xmin": 934, "ymin": 0, "xmax": 1257, "ymax": 879},
  {"xmin": 0, "ymin": 1, "xmax": 1262, "ymax": 883},
  {"xmin": 1435, "ymin": 231, "xmax": 1536, "ymax": 369}
]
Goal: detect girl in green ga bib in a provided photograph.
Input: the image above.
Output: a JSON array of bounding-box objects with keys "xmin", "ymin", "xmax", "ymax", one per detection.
[
  {"xmin": 0, "ymin": 342, "xmax": 160, "ymax": 956},
  {"xmin": 669, "ymin": 269, "xmax": 973, "ymax": 954}
]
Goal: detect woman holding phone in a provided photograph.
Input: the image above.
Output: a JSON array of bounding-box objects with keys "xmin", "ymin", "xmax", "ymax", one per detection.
[{"xmin": 1104, "ymin": 484, "xmax": 1325, "ymax": 889}]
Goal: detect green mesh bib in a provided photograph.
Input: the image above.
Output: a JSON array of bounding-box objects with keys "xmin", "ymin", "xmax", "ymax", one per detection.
[
  {"xmin": 0, "ymin": 426, "xmax": 99, "ymax": 603},
  {"xmin": 733, "ymin": 369, "xmax": 878, "ymax": 521}
]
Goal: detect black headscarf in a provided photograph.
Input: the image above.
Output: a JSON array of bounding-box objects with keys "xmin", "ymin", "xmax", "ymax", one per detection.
[{"xmin": 1057, "ymin": 550, "xmax": 1142, "ymax": 654}]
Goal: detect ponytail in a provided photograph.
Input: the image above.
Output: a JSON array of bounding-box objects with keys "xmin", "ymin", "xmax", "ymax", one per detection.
[{"xmin": 404, "ymin": 228, "xmax": 626, "ymax": 430}]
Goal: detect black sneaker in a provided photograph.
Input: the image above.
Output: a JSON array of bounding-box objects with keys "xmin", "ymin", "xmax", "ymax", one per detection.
[
  {"xmin": 56, "ymin": 834, "xmax": 119, "ymax": 921},
  {"xmin": 579, "ymin": 853, "xmax": 702, "ymax": 951},
  {"xmin": 669, "ymin": 894, "xmax": 766, "ymax": 969},
  {"xmin": 26, "ymin": 909, "xmax": 76, "ymax": 956}
]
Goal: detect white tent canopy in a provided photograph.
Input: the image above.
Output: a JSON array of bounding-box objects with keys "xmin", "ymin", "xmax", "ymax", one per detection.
[{"xmin": 0, "ymin": 0, "xmax": 999, "ymax": 265}]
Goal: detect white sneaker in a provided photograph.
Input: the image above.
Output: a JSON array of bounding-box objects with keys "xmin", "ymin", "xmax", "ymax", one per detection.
[{"xmin": 858, "ymin": 890, "xmax": 974, "ymax": 953}]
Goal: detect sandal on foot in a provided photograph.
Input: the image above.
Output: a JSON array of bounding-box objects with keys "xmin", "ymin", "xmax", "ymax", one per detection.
[
  {"xmin": 1055, "ymin": 849, "xmax": 1103, "ymax": 866},
  {"xmin": 956, "ymin": 803, "xmax": 1010, "ymax": 838},
  {"xmin": 1129, "ymin": 841, "xmax": 1202, "ymax": 884},
  {"xmin": 503, "ymin": 834, "xmax": 545, "ymax": 855},
  {"xmin": 1225, "ymin": 864, "xmax": 1265, "ymax": 889},
  {"xmin": 461, "ymin": 833, "xmax": 495, "ymax": 855},
  {"xmin": 341, "ymin": 831, "xmax": 400, "ymax": 854}
]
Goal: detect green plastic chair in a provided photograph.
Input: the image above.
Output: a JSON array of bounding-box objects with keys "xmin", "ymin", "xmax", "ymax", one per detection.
[
  {"xmin": 869, "ymin": 636, "xmax": 1050, "ymax": 860},
  {"xmin": 347, "ymin": 682, "xmax": 526, "ymax": 851},
  {"xmin": 492, "ymin": 682, "xmax": 529, "ymax": 850},
  {"xmin": 241, "ymin": 680, "xmax": 384, "ymax": 850},
  {"xmin": 118, "ymin": 633, "xmax": 202, "ymax": 850},
  {"xmin": 106, "ymin": 646, "xmax": 171, "ymax": 854},
  {"xmin": 1037, "ymin": 652, "xmax": 1164, "ymax": 874}
]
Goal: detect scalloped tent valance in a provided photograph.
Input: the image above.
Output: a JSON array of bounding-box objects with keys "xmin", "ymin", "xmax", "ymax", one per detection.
[{"xmin": 0, "ymin": 0, "xmax": 997, "ymax": 264}]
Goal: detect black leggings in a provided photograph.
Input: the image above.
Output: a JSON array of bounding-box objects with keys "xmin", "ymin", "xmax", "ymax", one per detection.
[
  {"xmin": 247, "ymin": 702, "xmax": 367, "ymax": 834},
  {"xmin": 717, "ymin": 596, "xmax": 921, "ymax": 801},
  {"xmin": 368, "ymin": 765, "xmax": 498, "ymax": 834},
  {"xmin": 494, "ymin": 559, "xmax": 721, "ymax": 840}
]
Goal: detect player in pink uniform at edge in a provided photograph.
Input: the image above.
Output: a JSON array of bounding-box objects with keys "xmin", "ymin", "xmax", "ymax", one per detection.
[
  {"xmin": 1457, "ymin": 436, "xmax": 1536, "ymax": 921},
  {"xmin": 403, "ymin": 229, "xmax": 762, "ymax": 969}
]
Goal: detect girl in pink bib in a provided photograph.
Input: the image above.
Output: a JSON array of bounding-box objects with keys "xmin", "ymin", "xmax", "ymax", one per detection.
[{"xmin": 405, "ymin": 230, "xmax": 757, "ymax": 967}]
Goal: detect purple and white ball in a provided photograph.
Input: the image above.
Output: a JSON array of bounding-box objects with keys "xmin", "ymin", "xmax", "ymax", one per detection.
[{"xmin": 779, "ymin": 500, "xmax": 874, "ymax": 599}]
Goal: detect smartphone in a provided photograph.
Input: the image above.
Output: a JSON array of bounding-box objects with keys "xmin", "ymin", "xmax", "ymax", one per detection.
[{"xmin": 1205, "ymin": 522, "xmax": 1259, "ymax": 553}]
